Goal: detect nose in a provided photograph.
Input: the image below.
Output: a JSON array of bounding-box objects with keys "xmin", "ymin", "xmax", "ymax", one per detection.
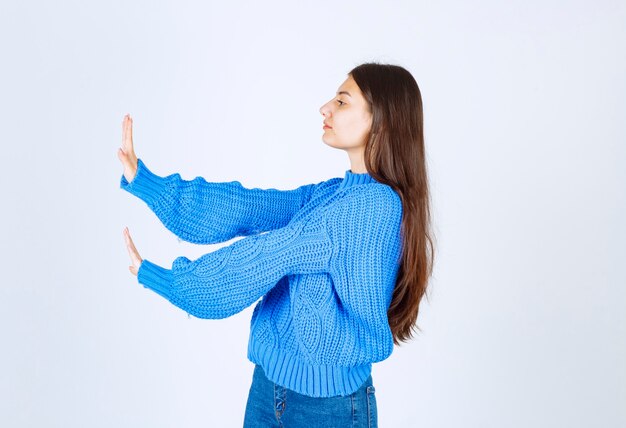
[{"xmin": 319, "ymin": 101, "xmax": 331, "ymax": 117}]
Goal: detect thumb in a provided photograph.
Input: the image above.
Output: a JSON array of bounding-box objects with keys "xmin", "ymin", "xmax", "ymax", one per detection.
[
  {"xmin": 118, "ymin": 148, "xmax": 136, "ymax": 176},
  {"xmin": 118, "ymin": 147, "xmax": 128, "ymax": 164}
]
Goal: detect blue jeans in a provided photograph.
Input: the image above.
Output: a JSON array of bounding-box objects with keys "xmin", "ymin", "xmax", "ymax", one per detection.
[{"xmin": 243, "ymin": 364, "xmax": 378, "ymax": 427}]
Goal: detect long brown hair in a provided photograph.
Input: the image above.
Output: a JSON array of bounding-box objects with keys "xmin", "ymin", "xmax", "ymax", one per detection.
[{"xmin": 349, "ymin": 62, "xmax": 436, "ymax": 345}]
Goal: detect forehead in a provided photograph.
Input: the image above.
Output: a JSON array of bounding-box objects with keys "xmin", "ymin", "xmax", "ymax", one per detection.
[
  {"xmin": 337, "ymin": 75, "xmax": 358, "ymax": 92},
  {"xmin": 336, "ymin": 75, "xmax": 363, "ymax": 99}
]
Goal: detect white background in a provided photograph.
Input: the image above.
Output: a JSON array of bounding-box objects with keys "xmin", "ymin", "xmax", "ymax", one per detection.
[{"xmin": 1, "ymin": 0, "xmax": 624, "ymax": 427}]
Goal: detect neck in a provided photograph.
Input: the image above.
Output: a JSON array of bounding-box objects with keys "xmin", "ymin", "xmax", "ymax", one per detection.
[{"xmin": 346, "ymin": 147, "xmax": 366, "ymax": 173}]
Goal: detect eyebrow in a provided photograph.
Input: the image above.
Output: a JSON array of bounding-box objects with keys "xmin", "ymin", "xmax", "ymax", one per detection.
[{"xmin": 336, "ymin": 90, "xmax": 352, "ymax": 97}]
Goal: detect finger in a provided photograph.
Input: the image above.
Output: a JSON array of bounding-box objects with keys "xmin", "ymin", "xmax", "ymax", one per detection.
[
  {"xmin": 123, "ymin": 228, "xmax": 135, "ymax": 255},
  {"xmin": 126, "ymin": 115, "xmax": 134, "ymax": 151},
  {"xmin": 122, "ymin": 115, "xmax": 134, "ymax": 153},
  {"xmin": 124, "ymin": 227, "xmax": 135, "ymax": 249},
  {"xmin": 124, "ymin": 232, "xmax": 131, "ymax": 259},
  {"xmin": 122, "ymin": 115, "xmax": 128, "ymax": 149},
  {"xmin": 124, "ymin": 228, "xmax": 142, "ymax": 263}
]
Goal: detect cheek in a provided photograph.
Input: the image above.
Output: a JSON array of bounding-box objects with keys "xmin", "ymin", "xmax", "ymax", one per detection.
[
  {"xmin": 349, "ymin": 116, "xmax": 371, "ymax": 136},
  {"xmin": 334, "ymin": 114, "xmax": 371, "ymax": 138}
]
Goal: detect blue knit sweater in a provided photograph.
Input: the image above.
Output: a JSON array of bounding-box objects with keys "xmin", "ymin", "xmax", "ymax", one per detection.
[{"xmin": 120, "ymin": 158, "xmax": 403, "ymax": 397}]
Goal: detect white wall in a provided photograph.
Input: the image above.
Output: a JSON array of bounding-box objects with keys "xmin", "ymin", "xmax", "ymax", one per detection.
[{"xmin": 0, "ymin": 0, "xmax": 624, "ymax": 426}]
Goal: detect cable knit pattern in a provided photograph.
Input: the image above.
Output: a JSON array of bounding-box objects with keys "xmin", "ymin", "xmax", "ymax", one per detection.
[{"xmin": 120, "ymin": 158, "xmax": 403, "ymax": 397}]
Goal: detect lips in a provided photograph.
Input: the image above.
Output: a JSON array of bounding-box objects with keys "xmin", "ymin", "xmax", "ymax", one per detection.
[{"xmin": 323, "ymin": 122, "xmax": 332, "ymax": 129}]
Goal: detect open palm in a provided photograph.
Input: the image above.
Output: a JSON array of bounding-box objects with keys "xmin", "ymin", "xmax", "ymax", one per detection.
[
  {"xmin": 117, "ymin": 114, "xmax": 138, "ymax": 183},
  {"xmin": 123, "ymin": 226, "xmax": 142, "ymax": 276},
  {"xmin": 119, "ymin": 114, "xmax": 143, "ymax": 276}
]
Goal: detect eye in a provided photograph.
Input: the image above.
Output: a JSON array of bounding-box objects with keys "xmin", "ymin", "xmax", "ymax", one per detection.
[{"xmin": 336, "ymin": 99, "xmax": 345, "ymax": 106}]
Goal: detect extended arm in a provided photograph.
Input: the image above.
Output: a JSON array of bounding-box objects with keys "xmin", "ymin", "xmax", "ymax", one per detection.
[
  {"xmin": 120, "ymin": 158, "xmax": 321, "ymax": 244},
  {"xmin": 136, "ymin": 214, "xmax": 332, "ymax": 319}
]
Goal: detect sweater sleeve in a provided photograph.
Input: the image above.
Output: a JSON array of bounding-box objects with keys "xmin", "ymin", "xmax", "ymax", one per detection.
[
  {"xmin": 120, "ymin": 158, "xmax": 320, "ymax": 244},
  {"xmin": 136, "ymin": 214, "xmax": 332, "ymax": 319},
  {"xmin": 325, "ymin": 185, "xmax": 404, "ymax": 364}
]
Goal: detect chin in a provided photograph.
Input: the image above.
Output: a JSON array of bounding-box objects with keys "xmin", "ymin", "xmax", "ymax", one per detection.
[{"xmin": 321, "ymin": 136, "xmax": 341, "ymax": 148}]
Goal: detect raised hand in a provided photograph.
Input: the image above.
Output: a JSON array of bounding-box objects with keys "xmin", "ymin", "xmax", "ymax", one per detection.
[
  {"xmin": 123, "ymin": 226, "xmax": 143, "ymax": 276},
  {"xmin": 118, "ymin": 114, "xmax": 138, "ymax": 183}
]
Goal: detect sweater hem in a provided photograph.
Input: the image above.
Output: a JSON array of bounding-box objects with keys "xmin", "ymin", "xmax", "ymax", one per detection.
[
  {"xmin": 137, "ymin": 259, "xmax": 173, "ymax": 300},
  {"xmin": 247, "ymin": 336, "xmax": 372, "ymax": 398},
  {"xmin": 119, "ymin": 158, "xmax": 167, "ymax": 206}
]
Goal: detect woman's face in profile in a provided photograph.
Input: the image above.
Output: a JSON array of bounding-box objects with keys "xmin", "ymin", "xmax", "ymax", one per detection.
[{"xmin": 319, "ymin": 75, "xmax": 372, "ymax": 151}]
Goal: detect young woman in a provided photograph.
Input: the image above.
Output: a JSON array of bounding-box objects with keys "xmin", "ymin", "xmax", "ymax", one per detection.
[{"xmin": 118, "ymin": 62, "xmax": 435, "ymax": 427}]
